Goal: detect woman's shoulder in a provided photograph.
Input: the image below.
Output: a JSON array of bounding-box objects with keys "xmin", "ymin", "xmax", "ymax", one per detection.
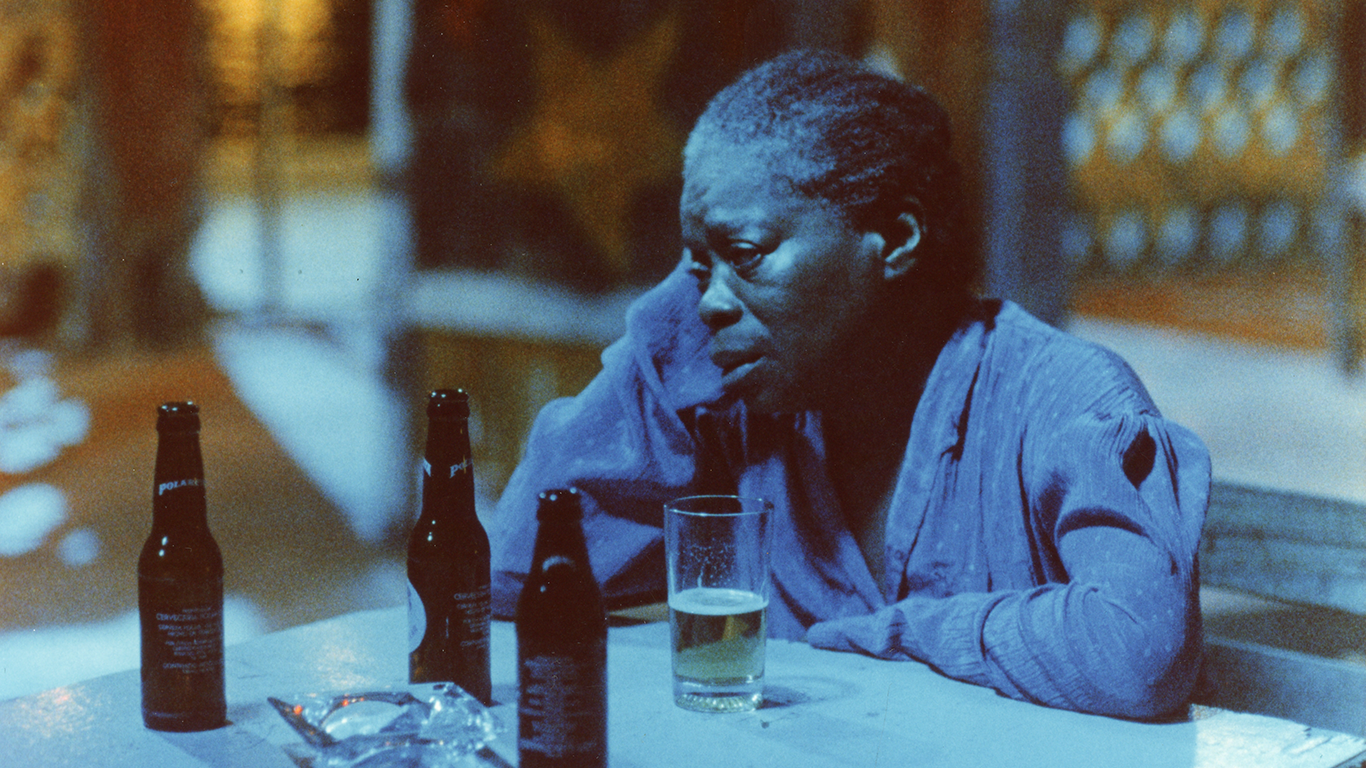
[
  {"xmin": 983, "ymin": 301, "xmax": 1135, "ymax": 374},
  {"xmin": 971, "ymin": 300, "xmax": 1155, "ymax": 412}
]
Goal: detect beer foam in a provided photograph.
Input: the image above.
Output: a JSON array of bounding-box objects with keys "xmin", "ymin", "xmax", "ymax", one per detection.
[{"xmin": 669, "ymin": 587, "xmax": 767, "ymax": 615}]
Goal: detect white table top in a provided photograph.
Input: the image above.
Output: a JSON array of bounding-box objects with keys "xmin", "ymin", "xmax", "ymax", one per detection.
[{"xmin": 3, "ymin": 606, "xmax": 1363, "ymax": 768}]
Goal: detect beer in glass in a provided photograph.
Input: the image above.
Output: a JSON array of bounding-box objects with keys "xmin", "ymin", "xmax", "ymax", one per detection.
[{"xmin": 664, "ymin": 495, "xmax": 772, "ymax": 713}]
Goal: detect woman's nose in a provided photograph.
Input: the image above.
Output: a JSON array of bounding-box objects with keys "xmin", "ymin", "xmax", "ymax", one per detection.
[{"xmin": 697, "ymin": 270, "xmax": 742, "ymax": 330}]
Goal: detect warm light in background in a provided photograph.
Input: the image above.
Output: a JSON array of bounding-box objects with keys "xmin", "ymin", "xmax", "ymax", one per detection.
[{"xmin": 202, "ymin": 0, "xmax": 369, "ymax": 135}]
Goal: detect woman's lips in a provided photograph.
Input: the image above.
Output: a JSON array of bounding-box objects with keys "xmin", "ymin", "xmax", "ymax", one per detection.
[{"xmin": 713, "ymin": 352, "xmax": 762, "ymax": 390}]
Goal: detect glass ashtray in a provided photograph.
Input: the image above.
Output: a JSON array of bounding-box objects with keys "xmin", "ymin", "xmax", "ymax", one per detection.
[{"xmin": 268, "ymin": 683, "xmax": 503, "ymax": 767}]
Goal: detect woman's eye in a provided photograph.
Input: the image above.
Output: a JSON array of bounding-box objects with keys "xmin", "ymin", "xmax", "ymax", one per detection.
[{"xmin": 720, "ymin": 242, "xmax": 765, "ymax": 271}]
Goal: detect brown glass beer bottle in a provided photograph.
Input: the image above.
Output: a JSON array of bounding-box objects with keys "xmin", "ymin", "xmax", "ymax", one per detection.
[
  {"xmin": 407, "ymin": 389, "xmax": 492, "ymax": 704},
  {"xmin": 139, "ymin": 402, "xmax": 226, "ymax": 732},
  {"xmin": 516, "ymin": 488, "xmax": 607, "ymax": 768}
]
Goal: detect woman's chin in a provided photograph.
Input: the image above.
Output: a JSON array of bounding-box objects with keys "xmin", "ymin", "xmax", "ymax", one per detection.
[{"xmin": 733, "ymin": 385, "xmax": 807, "ymax": 416}]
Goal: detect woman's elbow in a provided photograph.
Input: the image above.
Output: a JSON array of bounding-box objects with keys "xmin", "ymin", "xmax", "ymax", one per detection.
[
  {"xmin": 1085, "ymin": 620, "xmax": 1202, "ymax": 720},
  {"xmin": 1103, "ymin": 653, "xmax": 1199, "ymax": 719},
  {"xmin": 1059, "ymin": 588, "xmax": 1203, "ymax": 719}
]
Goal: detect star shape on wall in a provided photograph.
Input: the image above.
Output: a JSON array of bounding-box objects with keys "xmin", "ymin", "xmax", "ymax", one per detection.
[{"xmin": 489, "ymin": 8, "xmax": 683, "ymax": 278}]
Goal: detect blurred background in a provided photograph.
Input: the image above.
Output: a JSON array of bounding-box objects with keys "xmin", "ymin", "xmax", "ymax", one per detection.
[{"xmin": 0, "ymin": 0, "xmax": 1364, "ymax": 732}]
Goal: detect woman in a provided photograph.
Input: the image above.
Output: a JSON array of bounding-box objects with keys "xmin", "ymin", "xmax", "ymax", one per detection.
[{"xmin": 488, "ymin": 50, "xmax": 1209, "ymax": 720}]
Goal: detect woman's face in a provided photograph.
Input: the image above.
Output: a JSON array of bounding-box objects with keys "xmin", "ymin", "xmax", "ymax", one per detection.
[{"xmin": 681, "ymin": 146, "xmax": 888, "ymax": 414}]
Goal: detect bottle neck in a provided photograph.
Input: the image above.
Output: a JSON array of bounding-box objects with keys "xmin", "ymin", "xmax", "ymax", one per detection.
[
  {"xmin": 523, "ymin": 509, "xmax": 605, "ymax": 627},
  {"xmin": 153, "ymin": 431, "xmax": 207, "ymax": 526},
  {"xmin": 531, "ymin": 517, "xmax": 592, "ymax": 574},
  {"xmin": 421, "ymin": 416, "xmax": 475, "ymax": 517}
]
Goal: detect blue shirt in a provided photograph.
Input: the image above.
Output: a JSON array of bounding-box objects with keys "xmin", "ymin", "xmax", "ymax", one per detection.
[{"xmin": 489, "ymin": 264, "xmax": 1210, "ymax": 719}]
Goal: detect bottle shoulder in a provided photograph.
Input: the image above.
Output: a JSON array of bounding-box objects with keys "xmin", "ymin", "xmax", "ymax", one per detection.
[
  {"xmin": 515, "ymin": 567, "xmax": 606, "ymax": 637},
  {"xmin": 407, "ymin": 521, "xmax": 491, "ymax": 559},
  {"xmin": 139, "ymin": 531, "xmax": 223, "ymax": 574},
  {"xmin": 412, "ymin": 486, "xmax": 485, "ymax": 527}
]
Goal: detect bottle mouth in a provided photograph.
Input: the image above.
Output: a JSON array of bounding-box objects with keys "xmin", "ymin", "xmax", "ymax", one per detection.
[
  {"xmin": 536, "ymin": 488, "xmax": 583, "ymax": 522},
  {"xmin": 428, "ymin": 389, "xmax": 471, "ymax": 419},
  {"xmin": 157, "ymin": 401, "xmax": 201, "ymax": 432}
]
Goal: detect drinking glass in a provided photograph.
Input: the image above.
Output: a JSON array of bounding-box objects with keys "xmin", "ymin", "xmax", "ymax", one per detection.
[{"xmin": 664, "ymin": 495, "xmax": 773, "ymax": 713}]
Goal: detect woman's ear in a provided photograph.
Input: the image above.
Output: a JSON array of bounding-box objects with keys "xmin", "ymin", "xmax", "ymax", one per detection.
[{"xmin": 881, "ymin": 197, "xmax": 924, "ymax": 281}]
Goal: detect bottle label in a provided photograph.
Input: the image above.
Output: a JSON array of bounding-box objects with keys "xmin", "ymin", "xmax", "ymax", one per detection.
[
  {"xmin": 409, "ymin": 581, "xmax": 491, "ymax": 655},
  {"xmin": 451, "ymin": 585, "xmax": 490, "ymax": 649},
  {"xmin": 422, "ymin": 458, "xmax": 473, "ymax": 478},
  {"xmin": 519, "ymin": 652, "xmax": 606, "ymax": 759},
  {"xmin": 151, "ymin": 604, "xmax": 222, "ymax": 673},
  {"xmin": 156, "ymin": 478, "xmax": 203, "ymax": 496},
  {"xmin": 140, "ymin": 581, "xmax": 226, "ymax": 729},
  {"xmin": 407, "ymin": 580, "xmax": 426, "ymax": 654}
]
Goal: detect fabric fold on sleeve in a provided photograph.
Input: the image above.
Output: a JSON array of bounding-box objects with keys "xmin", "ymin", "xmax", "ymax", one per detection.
[{"xmin": 486, "ymin": 264, "xmax": 718, "ymax": 617}]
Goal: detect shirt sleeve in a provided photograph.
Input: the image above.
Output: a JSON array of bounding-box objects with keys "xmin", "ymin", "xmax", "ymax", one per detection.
[
  {"xmin": 806, "ymin": 410, "xmax": 1210, "ymax": 720},
  {"xmin": 487, "ymin": 265, "xmax": 722, "ymax": 617}
]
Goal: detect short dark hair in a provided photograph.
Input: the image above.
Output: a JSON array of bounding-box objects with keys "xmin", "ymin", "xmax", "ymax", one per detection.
[{"xmin": 684, "ymin": 49, "xmax": 977, "ymax": 299}]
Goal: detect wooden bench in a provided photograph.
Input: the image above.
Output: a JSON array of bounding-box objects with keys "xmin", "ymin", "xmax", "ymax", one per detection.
[{"xmin": 1196, "ymin": 482, "xmax": 1366, "ymax": 737}]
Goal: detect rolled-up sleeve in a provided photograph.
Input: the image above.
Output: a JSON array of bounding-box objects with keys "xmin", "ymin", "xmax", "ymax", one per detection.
[{"xmin": 1006, "ymin": 412, "xmax": 1208, "ymax": 717}]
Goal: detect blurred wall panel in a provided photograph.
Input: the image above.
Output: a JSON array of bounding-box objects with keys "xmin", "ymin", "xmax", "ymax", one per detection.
[
  {"xmin": 980, "ymin": 0, "xmax": 1070, "ymax": 326},
  {"xmin": 199, "ymin": 0, "xmax": 372, "ymax": 138},
  {"xmin": 1337, "ymin": 0, "xmax": 1365, "ymax": 370},
  {"xmin": 78, "ymin": 0, "xmax": 212, "ymax": 350},
  {"xmin": 0, "ymin": 1, "xmax": 80, "ymax": 341}
]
